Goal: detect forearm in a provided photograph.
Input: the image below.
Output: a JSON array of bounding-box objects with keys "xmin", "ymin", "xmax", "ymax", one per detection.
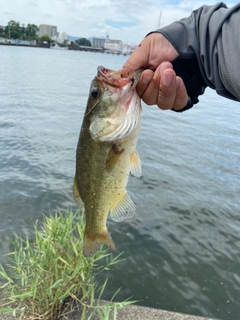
[{"xmin": 156, "ymin": 2, "xmax": 240, "ymax": 102}]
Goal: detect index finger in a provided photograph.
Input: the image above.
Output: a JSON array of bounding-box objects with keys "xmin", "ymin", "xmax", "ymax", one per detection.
[{"xmin": 121, "ymin": 40, "xmax": 150, "ymax": 77}]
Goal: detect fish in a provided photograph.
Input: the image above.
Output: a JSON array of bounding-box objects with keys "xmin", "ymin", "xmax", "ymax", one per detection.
[{"xmin": 73, "ymin": 65, "xmax": 143, "ymax": 257}]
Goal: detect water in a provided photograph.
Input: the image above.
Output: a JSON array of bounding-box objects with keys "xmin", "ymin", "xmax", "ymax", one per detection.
[{"xmin": 1, "ymin": 45, "xmax": 240, "ymax": 320}]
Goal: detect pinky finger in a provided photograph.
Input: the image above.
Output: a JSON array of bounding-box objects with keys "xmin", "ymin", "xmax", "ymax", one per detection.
[{"xmin": 172, "ymin": 76, "xmax": 188, "ymax": 111}]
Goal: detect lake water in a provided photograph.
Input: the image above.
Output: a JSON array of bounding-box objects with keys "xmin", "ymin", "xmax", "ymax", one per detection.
[{"xmin": 0, "ymin": 45, "xmax": 240, "ymax": 320}]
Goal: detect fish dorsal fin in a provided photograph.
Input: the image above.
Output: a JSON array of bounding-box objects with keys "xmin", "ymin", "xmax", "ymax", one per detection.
[
  {"xmin": 110, "ymin": 191, "xmax": 135, "ymax": 222},
  {"xmin": 73, "ymin": 176, "xmax": 84, "ymax": 206},
  {"xmin": 130, "ymin": 150, "xmax": 142, "ymax": 177}
]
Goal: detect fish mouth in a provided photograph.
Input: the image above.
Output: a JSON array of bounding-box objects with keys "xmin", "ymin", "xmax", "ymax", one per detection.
[
  {"xmin": 97, "ymin": 66, "xmax": 110, "ymax": 80},
  {"xmin": 97, "ymin": 65, "xmax": 142, "ymax": 89}
]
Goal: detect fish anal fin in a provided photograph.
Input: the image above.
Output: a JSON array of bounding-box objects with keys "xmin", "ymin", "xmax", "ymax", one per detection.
[
  {"xmin": 83, "ymin": 230, "xmax": 116, "ymax": 258},
  {"xmin": 73, "ymin": 176, "xmax": 84, "ymax": 206},
  {"xmin": 110, "ymin": 191, "xmax": 135, "ymax": 222},
  {"xmin": 106, "ymin": 144, "xmax": 124, "ymax": 171},
  {"xmin": 130, "ymin": 150, "xmax": 142, "ymax": 177}
]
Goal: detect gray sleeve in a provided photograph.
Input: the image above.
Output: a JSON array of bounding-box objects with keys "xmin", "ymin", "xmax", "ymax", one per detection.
[{"xmin": 157, "ymin": 2, "xmax": 240, "ymax": 101}]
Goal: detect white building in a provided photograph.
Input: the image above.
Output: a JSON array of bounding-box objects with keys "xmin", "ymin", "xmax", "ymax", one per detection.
[
  {"xmin": 38, "ymin": 24, "xmax": 58, "ymax": 39},
  {"xmin": 104, "ymin": 35, "xmax": 122, "ymax": 53},
  {"xmin": 58, "ymin": 32, "xmax": 68, "ymax": 43}
]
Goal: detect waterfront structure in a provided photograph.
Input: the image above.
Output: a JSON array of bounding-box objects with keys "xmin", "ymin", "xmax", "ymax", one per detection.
[
  {"xmin": 38, "ymin": 24, "xmax": 58, "ymax": 39},
  {"xmin": 58, "ymin": 32, "xmax": 68, "ymax": 43},
  {"xmin": 104, "ymin": 35, "xmax": 122, "ymax": 53},
  {"xmin": 91, "ymin": 37, "xmax": 105, "ymax": 49}
]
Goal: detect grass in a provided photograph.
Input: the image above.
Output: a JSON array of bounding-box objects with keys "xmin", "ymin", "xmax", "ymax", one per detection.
[{"xmin": 0, "ymin": 210, "xmax": 135, "ymax": 320}]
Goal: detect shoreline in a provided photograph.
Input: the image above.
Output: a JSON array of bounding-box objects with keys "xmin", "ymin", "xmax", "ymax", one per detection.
[
  {"xmin": 0, "ymin": 42, "xmax": 50, "ymax": 49},
  {"xmin": 59, "ymin": 299, "xmax": 220, "ymax": 320},
  {"xmin": 0, "ymin": 288, "xmax": 219, "ymax": 320},
  {"xmin": 0, "ymin": 42, "xmax": 127, "ymax": 54}
]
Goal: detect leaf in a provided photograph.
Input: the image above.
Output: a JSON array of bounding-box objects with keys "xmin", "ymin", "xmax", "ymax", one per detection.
[
  {"xmin": 50, "ymin": 279, "xmax": 63, "ymax": 289},
  {"xmin": 0, "ymin": 308, "xmax": 15, "ymax": 313}
]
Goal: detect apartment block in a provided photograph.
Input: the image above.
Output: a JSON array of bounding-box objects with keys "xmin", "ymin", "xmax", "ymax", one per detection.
[{"xmin": 38, "ymin": 24, "xmax": 58, "ymax": 39}]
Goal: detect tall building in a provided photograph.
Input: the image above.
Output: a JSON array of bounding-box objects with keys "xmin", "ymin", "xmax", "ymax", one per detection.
[
  {"xmin": 38, "ymin": 24, "xmax": 58, "ymax": 39},
  {"xmin": 92, "ymin": 37, "xmax": 105, "ymax": 48}
]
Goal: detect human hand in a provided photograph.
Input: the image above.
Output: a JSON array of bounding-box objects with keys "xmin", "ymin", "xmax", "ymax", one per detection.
[{"xmin": 121, "ymin": 33, "xmax": 188, "ymax": 111}]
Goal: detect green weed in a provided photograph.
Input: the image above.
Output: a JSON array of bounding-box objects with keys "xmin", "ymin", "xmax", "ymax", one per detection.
[{"xmin": 0, "ymin": 210, "xmax": 134, "ymax": 319}]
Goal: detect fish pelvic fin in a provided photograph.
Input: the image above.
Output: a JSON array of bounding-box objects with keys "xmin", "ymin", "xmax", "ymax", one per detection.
[
  {"xmin": 130, "ymin": 150, "xmax": 142, "ymax": 177},
  {"xmin": 110, "ymin": 191, "xmax": 135, "ymax": 222},
  {"xmin": 83, "ymin": 230, "xmax": 116, "ymax": 258},
  {"xmin": 73, "ymin": 176, "xmax": 84, "ymax": 206}
]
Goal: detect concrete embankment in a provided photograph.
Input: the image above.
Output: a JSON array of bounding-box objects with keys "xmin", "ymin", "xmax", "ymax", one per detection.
[
  {"xmin": 0, "ymin": 291, "xmax": 219, "ymax": 320},
  {"xmin": 59, "ymin": 300, "xmax": 219, "ymax": 320},
  {"xmin": 115, "ymin": 305, "xmax": 218, "ymax": 320}
]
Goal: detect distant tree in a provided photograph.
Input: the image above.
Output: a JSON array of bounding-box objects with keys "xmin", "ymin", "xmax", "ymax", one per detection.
[
  {"xmin": 19, "ymin": 24, "xmax": 26, "ymax": 36},
  {"xmin": 25, "ymin": 23, "xmax": 39, "ymax": 39},
  {"xmin": 75, "ymin": 38, "xmax": 91, "ymax": 46},
  {"xmin": 2, "ymin": 20, "xmax": 39, "ymax": 40},
  {"xmin": 0, "ymin": 25, "xmax": 5, "ymax": 34},
  {"xmin": 5, "ymin": 20, "xmax": 21, "ymax": 39},
  {"xmin": 9, "ymin": 30, "xmax": 20, "ymax": 39},
  {"xmin": 39, "ymin": 34, "xmax": 52, "ymax": 43},
  {"xmin": 68, "ymin": 41, "xmax": 79, "ymax": 50}
]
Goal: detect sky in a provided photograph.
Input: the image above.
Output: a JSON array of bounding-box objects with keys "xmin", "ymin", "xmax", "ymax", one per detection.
[{"xmin": 0, "ymin": 0, "xmax": 239, "ymax": 45}]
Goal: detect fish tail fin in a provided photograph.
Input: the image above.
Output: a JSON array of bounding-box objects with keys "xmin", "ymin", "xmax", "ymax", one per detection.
[{"xmin": 83, "ymin": 230, "xmax": 117, "ymax": 258}]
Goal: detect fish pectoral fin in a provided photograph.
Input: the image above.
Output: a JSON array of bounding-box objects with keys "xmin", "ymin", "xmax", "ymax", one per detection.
[
  {"xmin": 130, "ymin": 151, "xmax": 142, "ymax": 178},
  {"xmin": 83, "ymin": 230, "xmax": 116, "ymax": 258},
  {"xmin": 73, "ymin": 176, "xmax": 84, "ymax": 206},
  {"xmin": 110, "ymin": 191, "xmax": 135, "ymax": 222},
  {"xmin": 106, "ymin": 144, "xmax": 124, "ymax": 171}
]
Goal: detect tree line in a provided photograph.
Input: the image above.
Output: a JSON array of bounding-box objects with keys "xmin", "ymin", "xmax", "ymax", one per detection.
[
  {"xmin": 0, "ymin": 20, "xmax": 39, "ymax": 40},
  {"xmin": 0, "ymin": 20, "xmax": 92, "ymax": 46},
  {"xmin": 0, "ymin": 20, "xmax": 55, "ymax": 43}
]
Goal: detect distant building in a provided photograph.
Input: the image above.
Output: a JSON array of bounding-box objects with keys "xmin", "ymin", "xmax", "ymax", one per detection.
[
  {"xmin": 51, "ymin": 26, "xmax": 58, "ymax": 39},
  {"xmin": 92, "ymin": 37, "xmax": 105, "ymax": 48},
  {"xmin": 122, "ymin": 43, "xmax": 137, "ymax": 55},
  {"xmin": 38, "ymin": 24, "xmax": 58, "ymax": 39},
  {"xmin": 104, "ymin": 35, "xmax": 122, "ymax": 53},
  {"xmin": 58, "ymin": 32, "xmax": 68, "ymax": 43}
]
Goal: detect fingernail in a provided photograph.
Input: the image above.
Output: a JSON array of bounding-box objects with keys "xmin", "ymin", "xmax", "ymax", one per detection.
[
  {"xmin": 176, "ymin": 76, "xmax": 181, "ymax": 89},
  {"xmin": 162, "ymin": 72, "xmax": 173, "ymax": 86},
  {"xmin": 142, "ymin": 72, "xmax": 152, "ymax": 84}
]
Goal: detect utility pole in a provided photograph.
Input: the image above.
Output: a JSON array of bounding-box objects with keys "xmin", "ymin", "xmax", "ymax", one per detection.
[{"xmin": 158, "ymin": 11, "xmax": 162, "ymax": 29}]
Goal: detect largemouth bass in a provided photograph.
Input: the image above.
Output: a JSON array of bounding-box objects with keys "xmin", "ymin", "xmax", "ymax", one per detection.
[{"xmin": 73, "ymin": 66, "xmax": 142, "ymax": 257}]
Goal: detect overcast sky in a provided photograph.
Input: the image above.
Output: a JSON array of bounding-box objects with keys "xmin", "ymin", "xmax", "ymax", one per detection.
[{"xmin": 0, "ymin": 0, "xmax": 238, "ymax": 44}]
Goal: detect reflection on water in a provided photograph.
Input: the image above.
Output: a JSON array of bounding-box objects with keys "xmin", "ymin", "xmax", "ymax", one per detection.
[{"xmin": 0, "ymin": 46, "xmax": 240, "ymax": 320}]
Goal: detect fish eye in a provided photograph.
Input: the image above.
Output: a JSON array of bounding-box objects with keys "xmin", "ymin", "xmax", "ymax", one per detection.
[{"xmin": 91, "ymin": 88, "xmax": 99, "ymax": 99}]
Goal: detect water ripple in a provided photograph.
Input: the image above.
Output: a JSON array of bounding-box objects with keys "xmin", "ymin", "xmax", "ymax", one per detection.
[{"xmin": 0, "ymin": 46, "xmax": 240, "ymax": 320}]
